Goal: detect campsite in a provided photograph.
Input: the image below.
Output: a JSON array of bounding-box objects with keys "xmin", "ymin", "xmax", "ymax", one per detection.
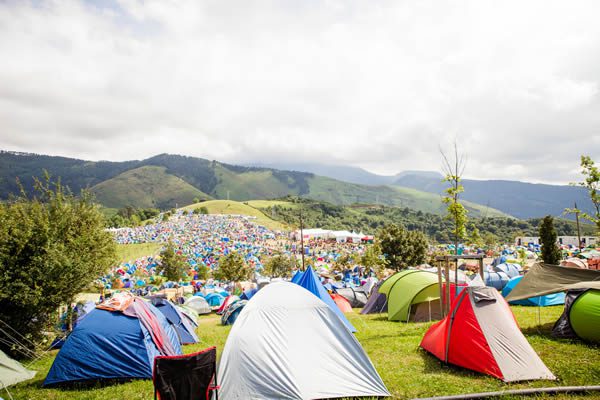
[{"xmin": 3, "ymin": 2, "xmax": 600, "ymax": 399}]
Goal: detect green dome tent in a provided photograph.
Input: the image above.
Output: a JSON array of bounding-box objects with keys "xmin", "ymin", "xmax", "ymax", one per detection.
[
  {"xmin": 378, "ymin": 270, "xmax": 441, "ymax": 322},
  {"xmin": 0, "ymin": 349, "xmax": 36, "ymax": 389},
  {"xmin": 570, "ymin": 290, "xmax": 600, "ymax": 342}
]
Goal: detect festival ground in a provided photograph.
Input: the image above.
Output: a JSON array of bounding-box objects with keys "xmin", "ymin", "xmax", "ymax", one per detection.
[{"xmin": 10, "ymin": 305, "xmax": 600, "ymax": 400}]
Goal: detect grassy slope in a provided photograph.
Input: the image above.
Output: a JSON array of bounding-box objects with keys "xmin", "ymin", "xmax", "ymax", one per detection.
[
  {"xmin": 180, "ymin": 200, "xmax": 287, "ymax": 231},
  {"xmin": 91, "ymin": 166, "xmax": 211, "ymax": 209},
  {"xmin": 212, "ymin": 166, "xmax": 293, "ymax": 200},
  {"xmin": 306, "ymin": 176, "xmax": 509, "ymax": 218},
  {"xmin": 115, "ymin": 243, "xmax": 162, "ymax": 263},
  {"xmin": 11, "ymin": 307, "xmax": 600, "ymax": 400}
]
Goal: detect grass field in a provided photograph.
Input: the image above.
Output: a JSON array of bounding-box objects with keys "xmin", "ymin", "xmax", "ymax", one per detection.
[
  {"xmin": 9, "ymin": 305, "xmax": 600, "ymax": 400},
  {"xmin": 115, "ymin": 243, "xmax": 162, "ymax": 263},
  {"xmin": 180, "ymin": 199, "xmax": 288, "ymax": 231}
]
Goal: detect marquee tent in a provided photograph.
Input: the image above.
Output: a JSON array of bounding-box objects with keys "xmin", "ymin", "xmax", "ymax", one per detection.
[
  {"xmin": 420, "ymin": 286, "xmax": 556, "ymax": 382},
  {"xmin": 218, "ymin": 282, "xmax": 389, "ymax": 399}
]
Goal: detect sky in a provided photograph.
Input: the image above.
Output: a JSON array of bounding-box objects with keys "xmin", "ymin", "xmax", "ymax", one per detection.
[{"xmin": 0, "ymin": 0, "xmax": 599, "ymax": 184}]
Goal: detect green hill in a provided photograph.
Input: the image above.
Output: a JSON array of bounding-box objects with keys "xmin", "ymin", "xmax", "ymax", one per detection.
[
  {"xmin": 91, "ymin": 166, "xmax": 211, "ymax": 209},
  {"xmin": 181, "ymin": 199, "xmax": 287, "ymax": 230}
]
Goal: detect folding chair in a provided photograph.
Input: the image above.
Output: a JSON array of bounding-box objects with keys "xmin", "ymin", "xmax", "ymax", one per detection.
[{"xmin": 153, "ymin": 347, "xmax": 219, "ymax": 400}]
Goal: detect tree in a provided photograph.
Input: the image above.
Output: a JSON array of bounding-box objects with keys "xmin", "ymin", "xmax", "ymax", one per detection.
[
  {"xmin": 573, "ymin": 156, "xmax": 600, "ymax": 234},
  {"xmin": 214, "ymin": 252, "xmax": 253, "ymax": 282},
  {"xmin": 441, "ymin": 143, "xmax": 468, "ymax": 254},
  {"xmin": 468, "ymin": 223, "xmax": 483, "ymax": 248},
  {"xmin": 360, "ymin": 244, "xmax": 388, "ymax": 277},
  {"xmin": 0, "ymin": 177, "xmax": 116, "ymax": 357},
  {"xmin": 263, "ymin": 253, "xmax": 294, "ymax": 278},
  {"xmin": 377, "ymin": 224, "xmax": 428, "ymax": 270},
  {"xmin": 158, "ymin": 241, "xmax": 188, "ymax": 281},
  {"xmin": 539, "ymin": 215, "xmax": 561, "ymax": 265}
]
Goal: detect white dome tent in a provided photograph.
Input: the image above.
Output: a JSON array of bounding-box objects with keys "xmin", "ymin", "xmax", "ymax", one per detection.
[{"xmin": 218, "ymin": 281, "xmax": 389, "ymax": 399}]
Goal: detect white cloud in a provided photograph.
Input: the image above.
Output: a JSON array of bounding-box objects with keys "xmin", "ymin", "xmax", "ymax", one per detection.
[{"xmin": 0, "ymin": 0, "xmax": 599, "ymax": 183}]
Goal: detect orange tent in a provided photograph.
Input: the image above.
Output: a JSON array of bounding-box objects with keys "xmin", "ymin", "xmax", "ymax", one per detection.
[{"xmin": 331, "ymin": 293, "xmax": 353, "ymax": 313}]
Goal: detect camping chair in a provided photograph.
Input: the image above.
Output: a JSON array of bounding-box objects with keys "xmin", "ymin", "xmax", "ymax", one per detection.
[{"xmin": 153, "ymin": 347, "xmax": 219, "ymax": 400}]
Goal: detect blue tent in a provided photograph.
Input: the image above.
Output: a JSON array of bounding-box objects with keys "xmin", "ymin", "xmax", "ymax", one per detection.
[
  {"xmin": 149, "ymin": 297, "xmax": 199, "ymax": 344},
  {"xmin": 484, "ymin": 271, "xmax": 510, "ymax": 290},
  {"xmin": 205, "ymin": 293, "xmax": 225, "ymax": 307},
  {"xmin": 221, "ymin": 300, "xmax": 248, "ymax": 325},
  {"xmin": 293, "ymin": 267, "xmax": 356, "ymax": 332},
  {"xmin": 240, "ymin": 288, "xmax": 258, "ymax": 301},
  {"xmin": 502, "ymin": 276, "xmax": 565, "ymax": 306},
  {"xmin": 494, "ymin": 263, "xmax": 521, "ymax": 278},
  {"xmin": 291, "ymin": 270, "xmax": 303, "ymax": 284},
  {"xmin": 44, "ymin": 305, "xmax": 182, "ymax": 386}
]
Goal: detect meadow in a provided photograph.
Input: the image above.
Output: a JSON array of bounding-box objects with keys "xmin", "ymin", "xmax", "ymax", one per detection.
[{"xmin": 9, "ymin": 305, "xmax": 600, "ymax": 400}]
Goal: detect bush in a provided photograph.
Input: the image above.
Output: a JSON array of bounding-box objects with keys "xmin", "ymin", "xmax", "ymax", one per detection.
[
  {"xmin": 0, "ymin": 178, "xmax": 116, "ymax": 357},
  {"xmin": 214, "ymin": 252, "xmax": 253, "ymax": 282},
  {"xmin": 377, "ymin": 224, "xmax": 427, "ymax": 270},
  {"xmin": 263, "ymin": 253, "xmax": 294, "ymax": 278},
  {"xmin": 159, "ymin": 241, "xmax": 188, "ymax": 281}
]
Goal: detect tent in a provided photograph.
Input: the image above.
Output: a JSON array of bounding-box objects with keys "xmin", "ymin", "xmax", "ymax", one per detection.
[
  {"xmin": 149, "ymin": 297, "xmax": 199, "ymax": 344},
  {"xmin": 493, "ymin": 263, "xmax": 522, "ymax": 278},
  {"xmin": 221, "ymin": 300, "xmax": 247, "ymax": 326},
  {"xmin": 240, "ymin": 287, "xmax": 258, "ymax": 301},
  {"xmin": 561, "ymin": 258, "xmax": 588, "ymax": 269},
  {"xmin": 331, "ymin": 293, "xmax": 353, "ymax": 313},
  {"xmin": 505, "ymin": 263, "xmax": 600, "ymax": 302},
  {"xmin": 420, "ymin": 286, "xmax": 556, "ymax": 382},
  {"xmin": 184, "ymin": 296, "xmax": 211, "ymax": 315},
  {"xmin": 204, "ymin": 293, "xmax": 225, "ymax": 307},
  {"xmin": 360, "ymin": 280, "xmax": 388, "ymax": 314},
  {"xmin": 293, "ymin": 267, "xmax": 356, "ymax": 332},
  {"xmin": 217, "ymin": 282, "xmax": 389, "ymax": 399},
  {"xmin": 502, "ymin": 276, "xmax": 565, "ymax": 306},
  {"xmin": 484, "ymin": 271, "xmax": 510, "ymax": 290},
  {"xmin": 216, "ymin": 295, "xmax": 240, "ymax": 315},
  {"xmin": 0, "ymin": 349, "xmax": 35, "ymax": 389},
  {"xmin": 335, "ymin": 287, "xmax": 368, "ymax": 308},
  {"xmin": 553, "ymin": 289, "xmax": 600, "ymax": 342},
  {"xmin": 44, "ymin": 298, "xmax": 182, "ymax": 386},
  {"xmin": 378, "ymin": 270, "xmax": 441, "ymax": 322}
]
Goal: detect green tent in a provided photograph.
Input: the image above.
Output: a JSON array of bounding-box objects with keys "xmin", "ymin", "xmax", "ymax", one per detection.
[
  {"xmin": 570, "ymin": 290, "xmax": 600, "ymax": 342},
  {"xmin": 0, "ymin": 349, "xmax": 36, "ymax": 389},
  {"xmin": 379, "ymin": 270, "xmax": 441, "ymax": 322}
]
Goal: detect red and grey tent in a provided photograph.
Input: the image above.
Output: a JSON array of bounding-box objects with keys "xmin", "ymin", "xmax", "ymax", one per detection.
[{"xmin": 420, "ymin": 286, "xmax": 555, "ymax": 382}]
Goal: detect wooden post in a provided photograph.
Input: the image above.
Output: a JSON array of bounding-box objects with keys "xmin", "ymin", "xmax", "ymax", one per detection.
[
  {"xmin": 479, "ymin": 257, "xmax": 484, "ymax": 280},
  {"xmin": 437, "ymin": 258, "xmax": 444, "ymax": 317}
]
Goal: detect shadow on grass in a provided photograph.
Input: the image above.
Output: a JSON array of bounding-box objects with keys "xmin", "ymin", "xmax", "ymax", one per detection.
[
  {"xmin": 418, "ymin": 348, "xmax": 490, "ymax": 380},
  {"xmin": 38, "ymin": 378, "xmax": 143, "ymax": 391}
]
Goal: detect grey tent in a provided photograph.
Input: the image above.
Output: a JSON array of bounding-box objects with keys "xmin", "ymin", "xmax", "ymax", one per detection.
[
  {"xmin": 0, "ymin": 349, "xmax": 36, "ymax": 389},
  {"xmin": 218, "ymin": 282, "xmax": 390, "ymax": 399},
  {"xmin": 505, "ymin": 263, "xmax": 600, "ymax": 302},
  {"xmin": 335, "ymin": 287, "xmax": 368, "ymax": 308},
  {"xmin": 360, "ymin": 280, "xmax": 388, "ymax": 314}
]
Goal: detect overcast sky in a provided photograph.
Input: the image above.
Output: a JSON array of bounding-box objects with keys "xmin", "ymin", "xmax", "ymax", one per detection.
[{"xmin": 1, "ymin": 0, "xmax": 599, "ymax": 184}]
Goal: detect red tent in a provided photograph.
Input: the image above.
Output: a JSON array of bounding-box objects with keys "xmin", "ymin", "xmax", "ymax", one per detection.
[
  {"xmin": 420, "ymin": 286, "xmax": 555, "ymax": 382},
  {"xmin": 331, "ymin": 293, "xmax": 353, "ymax": 313}
]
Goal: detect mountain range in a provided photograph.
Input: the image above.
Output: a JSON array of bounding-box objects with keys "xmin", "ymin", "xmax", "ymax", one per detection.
[{"xmin": 0, "ymin": 150, "xmax": 592, "ymax": 220}]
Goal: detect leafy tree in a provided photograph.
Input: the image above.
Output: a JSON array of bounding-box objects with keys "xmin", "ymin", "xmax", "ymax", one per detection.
[
  {"xmin": 441, "ymin": 143, "xmax": 468, "ymax": 253},
  {"xmin": 159, "ymin": 241, "xmax": 188, "ymax": 281},
  {"xmin": 214, "ymin": 252, "xmax": 254, "ymax": 282},
  {"xmin": 573, "ymin": 155, "xmax": 600, "ymax": 234},
  {"xmin": 0, "ymin": 178, "xmax": 116, "ymax": 356},
  {"xmin": 360, "ymin": 244, "xmax": 388, "ymax": 277},
  {"xmin": 539, "ymin": 215, "xmax": 561, "ymax": 265},
  {"xmin": 263, "ymin": 253, "xmax": 294, "ymax": 278},
  {"xmin": 468, "ymin": 223, "xmax": 483, "ymax": 248},
  {"xmin": 377, "ymin": 224, "xmax": 427, "ymax": 270}
]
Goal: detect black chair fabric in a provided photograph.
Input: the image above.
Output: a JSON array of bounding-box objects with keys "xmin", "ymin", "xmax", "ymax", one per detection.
[{"xmin": 153, "ymin": 347, "xmax": 218, "ymax": 400}]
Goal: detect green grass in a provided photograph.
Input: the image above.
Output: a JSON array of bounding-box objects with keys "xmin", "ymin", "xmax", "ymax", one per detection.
[
  {"xmin": 10, "ymin": 306, "xmax": 600, "ymax": 400},
  {"xmin": 115, "ymin": 243, "xmax": 162, "ymax": 263},
  {"xmin": 91, "ymin": 166, "xmax": 211, "ymax": 209},
  {"xmin": 180, "ymin": 199, "xmax": 288, "ymax": 231}
]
